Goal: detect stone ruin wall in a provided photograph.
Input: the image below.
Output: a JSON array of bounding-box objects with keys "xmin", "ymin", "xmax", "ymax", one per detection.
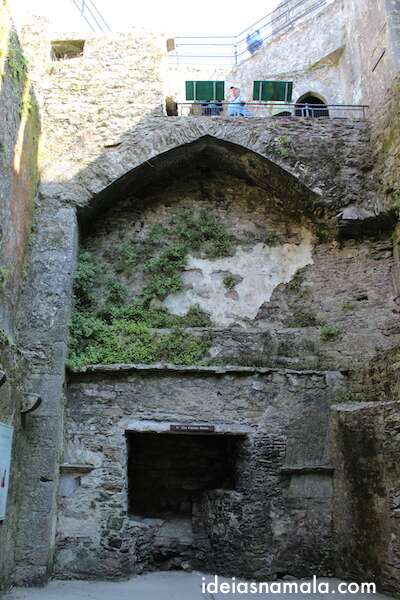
[
  {"xmin": 0, "ymin": 4, "xmax": 40, "ymax": 590},
  {"xmin": 54, "ymin": 153, "xmax": 400, "ymax": 581},
  {"xmin": 59, "ymin": 366, "xmax": 343, "ymax": 579},
  {"xmin": 0, "ymin": 1, "xmax": 400, "ymax": 592},
  {"xmin": 332, "ymin": 402, "xmax": 400, "ymax": 597},
  {"xmin": 18, "ymin": 19, "xmax": 166, "ymax": 199}
]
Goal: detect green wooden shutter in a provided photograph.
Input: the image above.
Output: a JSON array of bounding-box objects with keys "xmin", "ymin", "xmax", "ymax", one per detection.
[
  {"xmin": 195, "ymin": 81, "xmax": 213, "ymax": 101},
  {"xmin": 286, "ymin": 81, "xmax": 293, "ymax": 102},
  {"xmin": 215, "ymin": 81, "xmax": 225, "ymax": 101},
  {"xmin": 185, "ymin": 81, "xmax": 194, "ymax": 101},
  {"xmin": 253, "ymin": 80, "xmax": 293, "ymax": 102},
  {"xmin": 186, "ymin": 81, "xmax": 225, "ymax": 101},
  {"xmin": 253, "ymin": 81, "xmax": 262, "ymax": 101},
  {"xmin": 265, "ymin": 81, "xmax": 277, "ymax": 101}
]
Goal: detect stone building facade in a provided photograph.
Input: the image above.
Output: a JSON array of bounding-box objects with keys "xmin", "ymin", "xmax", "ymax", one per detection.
[
  {"xmin": 1, "ymin": 0, "xmax": 400, "ymax": 596},
  {"xmin": 167, "ymin": 0, "xmax": 400, "ymax": 116}
]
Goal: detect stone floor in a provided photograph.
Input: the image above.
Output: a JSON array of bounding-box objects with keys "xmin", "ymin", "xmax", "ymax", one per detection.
[{"xmin": 3, "ymin": 572, "xmax": 395, "ymax": 599}]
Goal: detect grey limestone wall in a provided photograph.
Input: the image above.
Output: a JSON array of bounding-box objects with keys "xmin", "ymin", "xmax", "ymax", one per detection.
[
  {"xmin": 342, "ymin": 0, "xmax": 398, "ymax": 110},
  {"xmin": 8, "ymin": 19, "xmax": 166, "ymax": 586},
  {"xmin": 58, "ymin": 365, "xmax": 345, "ymax": 579},
  {"xmin": 9, "ymin": 16, "xmax": 400, "ymax": 590},
  {"xmin": 13, "ymin": 206, "xmax": 77, "ymax": 585},
  {"xmin": 0, "ymin": 6, "xmax": 40, "ymax": 590},
  {"xmin": 19, "ymin": 19, "xmax": 166, "ymax": 195},
  {"xmin": 332, "ymin": 401, "xmax": 400, "ymax": 595},
  {"xmin": 55, "ymin": 127, "xmax": 399, "ymax": 581}
]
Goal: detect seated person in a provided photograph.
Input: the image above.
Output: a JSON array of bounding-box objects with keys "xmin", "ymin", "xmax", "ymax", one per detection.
[{"xmin": 201, "ymin": 100, "xmax": 223, "ymax": 116}]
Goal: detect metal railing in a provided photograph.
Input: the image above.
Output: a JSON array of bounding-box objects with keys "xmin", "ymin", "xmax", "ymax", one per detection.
[
  {"xmin": 71, "ymin": 0, "xmax": 112, "ymax": 33},
  {"xmin": 168, "ymin": 0, "xmax": 329, "ymax": 66},
  {"xmin": 172, "ymin": 102, "xmax": 368, "ymax": 119}
]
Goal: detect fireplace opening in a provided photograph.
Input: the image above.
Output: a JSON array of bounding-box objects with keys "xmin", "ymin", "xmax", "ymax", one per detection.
[{"xmin": 126, "ymin": 431, "xmax": 241, "ymax": 517}]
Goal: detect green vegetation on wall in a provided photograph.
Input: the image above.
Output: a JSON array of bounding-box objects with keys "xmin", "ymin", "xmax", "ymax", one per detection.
[
  {"xmin": 68, "ymin": 211, "xmax": 236, "ymax": 368},
  {"xmin": 276, "ymin": 135, "xmax": 290, "ymax": 159},
  {"xmin": 377, "ymin": 79, "xmax": 400, "ymax": 213},
  {"xmin": 320, "ymin": 324, "xmax": 341, "ymax": 342},
  {"xmin": 7, "ymin": 30, "xmax": 28, "ymax": 83},
  {"xmin": 0, "ymin": 9, "xmax": 40, "ymax": 310},
  {"xmin": 0, "ymin": 328, "xmax": 10, "ymax": 347}
]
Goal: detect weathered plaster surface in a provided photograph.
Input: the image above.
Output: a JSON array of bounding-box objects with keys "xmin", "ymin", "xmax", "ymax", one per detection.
[
  {"xmin": 165, "ymin": 231, "xmax": 314, "ymax": 326},
  {"xmin": 226, "ymin": 0, "xmax": 347, "ymax": 107}
]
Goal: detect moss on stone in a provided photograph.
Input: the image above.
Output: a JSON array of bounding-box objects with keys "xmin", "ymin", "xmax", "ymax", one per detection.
[
  {"xmin": 320, "ymin": 324, "xmax": 341, "ymax": 342},
  {"xmin": 286, "ymin": 269, "xmax": 310, "ymax": 297},
  {"xmin": 223, "ymin": 274, "xmax": 237, "ymax": 290},
  {"xmin": 0, "ymin": 328, "xmax": 10, "ymax": 347},
  {"xmin": 287, "ymin": 310, "xmax": 319, "ymax": 328},
  {"xmin": 262, "ymin": 230, "xmax": 281, "ymax": 246},
  {"xmin": 6, "ymin": 29, "xmax": 28, "ymax": 84},
  {"xmin": 0, "ymin": 266, "xmax": 9, "ymax": 288},
  {"xmin": 276, "ymin": 135, "xmax": 290, "ymax": 159},
  {"xmin": 0, "ymin": 1, "xmax": 10, "ymax": 80},
  {"xmin": 341, "ymin": 301, "xmax": 354, "ymax": 312}
]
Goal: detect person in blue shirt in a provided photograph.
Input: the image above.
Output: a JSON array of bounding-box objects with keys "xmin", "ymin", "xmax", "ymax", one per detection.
[
  {"xmin": 227, "ymin": 86, "xmax": 251, "ymax": 117},
  {"xmin": 246, "ymin": 30, "xmax": 263, "ymax": 55}
]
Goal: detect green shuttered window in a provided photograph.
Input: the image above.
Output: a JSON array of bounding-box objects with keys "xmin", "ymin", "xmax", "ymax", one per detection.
[
  {"xmin": 185, "ymin": 81, "xmax": 225, "ymax": 101},
  {"xmin": 253, "ymin": 81, "xmax": 293, "ymax": 102}
]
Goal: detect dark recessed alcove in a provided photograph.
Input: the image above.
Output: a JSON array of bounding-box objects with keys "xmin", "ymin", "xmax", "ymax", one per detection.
[{"xmin": 126, "ymin": 432, "xmax": 240, "ymax": 517}]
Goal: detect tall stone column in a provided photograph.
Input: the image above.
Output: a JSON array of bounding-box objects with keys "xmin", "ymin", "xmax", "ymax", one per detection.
[{"xmin": 14, "ymin": 207, "xmax": 77, "ymax": 584}]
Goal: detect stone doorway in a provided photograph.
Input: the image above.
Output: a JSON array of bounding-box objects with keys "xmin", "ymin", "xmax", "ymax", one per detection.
[
  {"xmin": 127, "ymin": 431, "xmax": 239, "ymax": 516},
  {"xmin": 126, "ymin": 429, "xmax": 243, "ymax": 569}
]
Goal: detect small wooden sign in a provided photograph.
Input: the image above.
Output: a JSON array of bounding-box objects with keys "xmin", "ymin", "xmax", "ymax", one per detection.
[{"xmin": 170, "ymin": 424, "xmax": 215, "ymax": 434}]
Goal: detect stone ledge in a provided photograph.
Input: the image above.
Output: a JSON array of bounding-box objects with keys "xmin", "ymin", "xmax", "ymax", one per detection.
[
  {"xmin": 68, "ymin": 362, "xmax": 346, "ymax": 377},
  {"xmin": 331, "ymin": 400, "xmax": 399, "ymax": 412},
  {"xmin": 125, "ymin": 419, "xmax": 253, "ymax": 436},
  {"xmin": 280, "ymin": 465, "xmax": 334, "ymax": 475},
  {"xmin": 60, "ymin": 463, "xmax": 95, "ymax": 474}
]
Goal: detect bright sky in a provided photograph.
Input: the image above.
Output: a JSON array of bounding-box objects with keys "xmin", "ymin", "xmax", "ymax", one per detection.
[{"xmin": 11, "ymin": 0, "xmax": 281, "ymax": 36}]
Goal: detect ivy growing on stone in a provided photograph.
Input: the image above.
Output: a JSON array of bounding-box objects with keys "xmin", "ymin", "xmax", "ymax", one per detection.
[{"xmin": 68, "ymin": 210, "xmax": 235, "ymax": 368}]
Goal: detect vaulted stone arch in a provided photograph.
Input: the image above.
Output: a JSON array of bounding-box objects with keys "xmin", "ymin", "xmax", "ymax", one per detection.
[
  {"xmin": 77, "ymin": 134, "xmax": 324, "ymax": 230},
  {"xmin": 44, "ymin": 117, "xmax": 370, "ymax": 219}
]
